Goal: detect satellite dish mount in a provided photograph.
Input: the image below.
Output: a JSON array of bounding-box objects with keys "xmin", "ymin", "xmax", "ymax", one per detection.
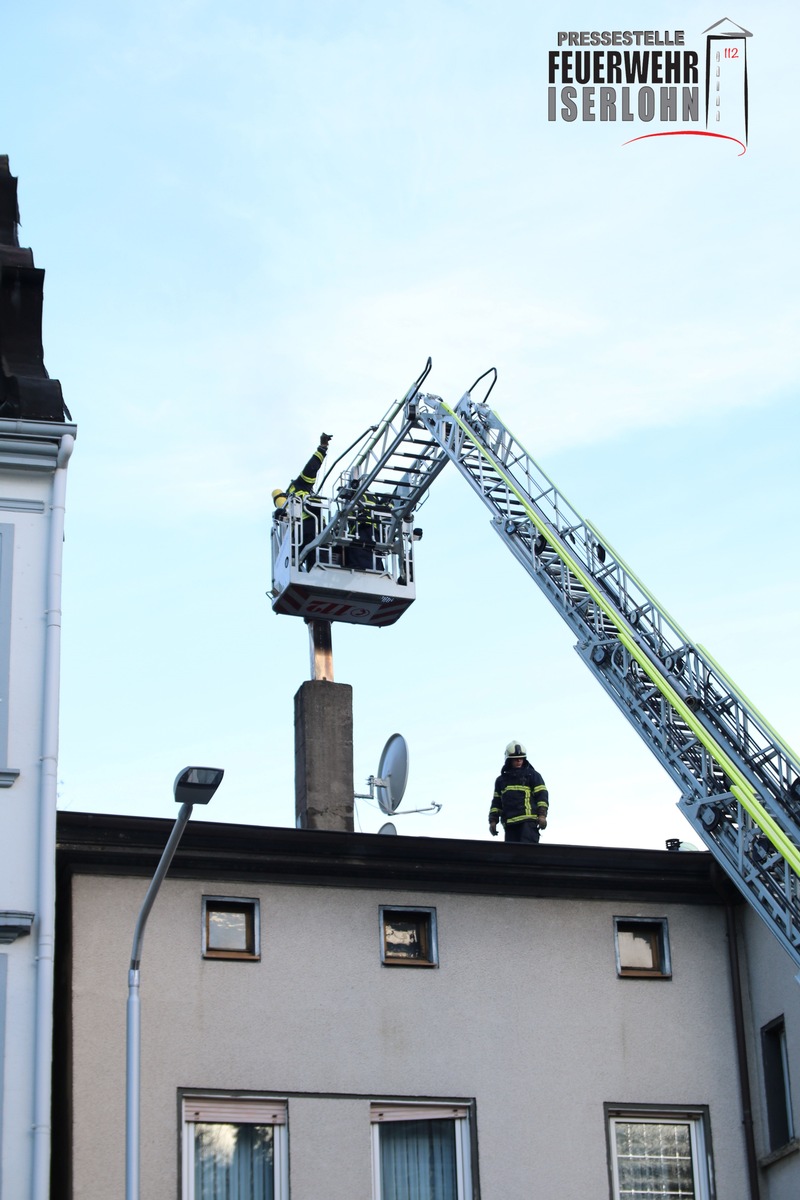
[{"xmin": 354, "ymin": 733, "xmax": 441, "ymax": 819}]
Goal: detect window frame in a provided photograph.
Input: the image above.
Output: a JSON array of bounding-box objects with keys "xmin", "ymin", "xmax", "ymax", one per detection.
[
  {"xmin": 201, "ymin": 896, "xmax": 261, "ymax": 962},
  {"xmin": 0, "ymin": 524, "xmax": 18, "ymax": 786},
  {"xmin": 613, "ymin": 915, "xmax": 672, "ymax": 979},
  {"xmin": 605, "ymin": 1104, "xmax": 714, "ymax": 1200},
  {"xmin": 379, "ymin": 905, "xmax": 439, "ymax": 968},
  {"xmin": 761, "ymin": 1015, "xmax": 795, "ymax": 1152},
  {"xmin": 370, "ymin": 1101, "xmax": 473, "ymax": 1200},
  {"xmin": 181, "ymin": 1094, "xmax": 288, "ymax": 1200}
]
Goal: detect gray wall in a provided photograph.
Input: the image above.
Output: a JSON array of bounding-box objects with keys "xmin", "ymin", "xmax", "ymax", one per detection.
[
  {"xmin": 740, "ymin": 906, "xmax": 800, "ymax": 1200},
  {"xmin": 68, "ymin": 872, "xmax": 771, "ymax": 1199},
  {"xmin": 0, "ymin": 952, "xmax": 6, "ymax": 1199}
]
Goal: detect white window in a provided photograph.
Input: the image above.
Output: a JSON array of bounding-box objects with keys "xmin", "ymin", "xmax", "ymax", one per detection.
[
  {"xmin": 371, "ymin": 1103, "xmax": 472, "ymax": 1200},
  {"xmin": 607, "ymin": 1108, "xmax": 713, "ymax": 1200},
  {"xmin": 182, "ymin": 1096, "xmax": 288, "ymax": 1200}
]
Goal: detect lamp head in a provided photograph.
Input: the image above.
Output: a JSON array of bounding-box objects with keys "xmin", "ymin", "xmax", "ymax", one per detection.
[{"xmin": 173, "ymin": 766, "xmax": 224, "ymax": 806}]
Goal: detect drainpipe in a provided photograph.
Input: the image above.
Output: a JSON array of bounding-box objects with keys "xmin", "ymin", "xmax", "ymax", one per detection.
[
  {"xmin": 724, "ymin": 900, "xmax": 761, "ymax": 1200},
  {"xmin": 31, "ymin": 431, "xmax": 75, "ymax": 1200}
]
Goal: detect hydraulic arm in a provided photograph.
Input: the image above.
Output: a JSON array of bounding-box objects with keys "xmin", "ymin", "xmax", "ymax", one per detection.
[
  {"xmin": 414, "ymin": 382, "xmax": 800, "ymax": 976},
  {"xmin": 271, "ymin": 362, "xmax": 800, "ymax": 974}
]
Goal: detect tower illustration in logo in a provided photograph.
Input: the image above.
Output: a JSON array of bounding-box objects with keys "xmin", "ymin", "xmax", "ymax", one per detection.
[{"xmin": 704, "ymin": 18, "xmax": 752, "ymax": 148}]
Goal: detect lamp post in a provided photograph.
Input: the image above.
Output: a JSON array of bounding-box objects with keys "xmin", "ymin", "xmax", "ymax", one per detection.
[{"xmin": 125, "ymin": 766, "xmax": 224, "ymax": 1200}]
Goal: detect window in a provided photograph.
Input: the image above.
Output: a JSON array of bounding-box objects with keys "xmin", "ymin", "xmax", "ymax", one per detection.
[
  {"xmin": 614, "ymin": 917, "xmax": 671, "ymax": 978},
  {"xmin": 182, "ymin": 1096, "xmax": 287, "ymax": 1200},
  {"xmin": 762, "ymin": 1016, "xmax": 795, "ymax": 1151},
  {"xmin": 380, "ymin": 906, "xmax": 438, "ymax": 967},
  {"xmin": 371, "ymin": 1103, "xmax": 472, "ymax": 1200},
  {"xmin": 0, "ymin": 524, "xmax": 18, "ymax": 787},
  {"xmin": 202, "ymin": 897, "xmax": 260, "ymax": 961},
  {"xmin": 607, "ymin": 1107, "xmax": 713, "ymax": 1200}
]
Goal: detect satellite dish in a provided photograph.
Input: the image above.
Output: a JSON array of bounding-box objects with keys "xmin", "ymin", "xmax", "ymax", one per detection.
[
  {"xmin": 377, "ymin": 822, "xmax": 398, "ymax": 836},
  {"xmin": 375, "ymin": 733, "xmax": 409, "ymax": 815}
]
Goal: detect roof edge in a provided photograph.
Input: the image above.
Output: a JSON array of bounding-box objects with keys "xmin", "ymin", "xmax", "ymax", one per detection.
[{"xmin": 57, "ymin": 811, "xmax": 738, "ymax": 906}]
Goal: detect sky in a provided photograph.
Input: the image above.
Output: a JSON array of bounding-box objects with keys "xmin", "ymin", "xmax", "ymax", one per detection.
[{"xmin": 3, "ymin": 1, "xmax": 798, "ymax": 849}]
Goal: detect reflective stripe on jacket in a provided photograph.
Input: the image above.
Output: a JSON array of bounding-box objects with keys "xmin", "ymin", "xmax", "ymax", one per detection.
[
  {"xmin": 288, "ymin": 447, "xmax": 326, "ymax": 506},
  {"xmin": 489, "ymin": 760, "xmax": 548, "ymax": 826}
]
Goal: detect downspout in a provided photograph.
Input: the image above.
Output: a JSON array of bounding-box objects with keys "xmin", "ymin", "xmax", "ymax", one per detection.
[
  {"xmin": 32, "ymin": 431, "xmax": 75, "ymax": 1200},
  {"xmin": 724, "ymin": 899, "xmax": 761, "ymax": 1200}
]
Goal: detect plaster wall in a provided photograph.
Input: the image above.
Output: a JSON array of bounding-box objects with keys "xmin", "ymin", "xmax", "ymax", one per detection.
[
  {"xmin": 740, "ymin": 906, "xmax": 800, "ymax": 1200},
  {"xmin": 0, "ymin": 464, "xmax": 56, "ymax": 1196},
  {"xmin": 2, "ymin": 487, "xmax": 50, "ymax": 900},
  {"xmin": 71, "ymin": 872, "xmax": 757, "ymax": 1199},
  {"xmin": 288, "ymin": 1098, "xmax": 372, "ymax": 1200}
]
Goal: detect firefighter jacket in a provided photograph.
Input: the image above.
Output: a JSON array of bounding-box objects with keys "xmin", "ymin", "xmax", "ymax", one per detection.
[
  {"xmin": 287, "ymin": 446, "xmax": 326, "ymax": 508},
  {"xmin": 489, "ymin": 760, "xmax": 549, "ymax": 828},
  {"xmin": 344, "ymin": 488, "xmax": 391, "ymax": 569}
]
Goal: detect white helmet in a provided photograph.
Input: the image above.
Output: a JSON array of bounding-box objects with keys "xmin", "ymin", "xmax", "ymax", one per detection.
[{"xmin": 505, "ymin": 741, "xmax": 527, "ymax": 759}]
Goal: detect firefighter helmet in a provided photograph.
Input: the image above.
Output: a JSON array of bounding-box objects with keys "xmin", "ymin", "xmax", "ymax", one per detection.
[{"xmin": 505, "ymin": 741, "xmax": 527, "ymax": 759}]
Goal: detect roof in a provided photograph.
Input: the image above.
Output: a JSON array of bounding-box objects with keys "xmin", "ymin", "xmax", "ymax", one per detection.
[
  {"xmin": 56, "ymin": 811, "xmax": 740, "ymax": 906},
  {"xmin": 0, "ymin": 155, "xmax": 68, "ymax": 423},
  {"xmin": 703, "ymin": 19, "xmax": 753, "ymax": 38}
]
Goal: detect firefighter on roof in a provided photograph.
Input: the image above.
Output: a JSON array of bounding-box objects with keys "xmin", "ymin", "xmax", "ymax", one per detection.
[{"xmin": 489, "ymin": 741, "xmax": 549, "ymax": 844}]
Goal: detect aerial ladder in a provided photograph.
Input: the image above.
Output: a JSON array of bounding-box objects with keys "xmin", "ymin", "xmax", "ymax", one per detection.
[{"xmin": 270, "ymin": 360, "xmax": 800, "ymax": 977}]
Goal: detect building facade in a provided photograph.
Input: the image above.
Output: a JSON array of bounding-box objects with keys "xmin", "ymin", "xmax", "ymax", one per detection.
[
  {"xmin": 0, "ymin": 158, "xmax": 75, "ymax": 1200},
  {"xmin": 56, "ymin": 814, "xmax": 799, "ymax": 1199}
]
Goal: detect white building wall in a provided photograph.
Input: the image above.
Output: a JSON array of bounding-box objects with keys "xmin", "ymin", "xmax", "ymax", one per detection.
[
  {"xmin": 70, "ymin": 873, "xmax": 759, "ymax": 1199},
  {"xmin": 0, "ymin": 431, "xmax": 74, "ymax": 1198}
]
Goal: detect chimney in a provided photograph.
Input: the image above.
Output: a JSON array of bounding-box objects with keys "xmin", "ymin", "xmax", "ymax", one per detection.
[{"xmin": 294, "ymin": 681, "xmax": 354, "ymax": 831}]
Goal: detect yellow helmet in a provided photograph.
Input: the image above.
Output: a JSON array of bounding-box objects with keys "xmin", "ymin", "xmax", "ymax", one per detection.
[{"xmin": 272, "ymin": 489, "xmax": 288, "ymax": 509}]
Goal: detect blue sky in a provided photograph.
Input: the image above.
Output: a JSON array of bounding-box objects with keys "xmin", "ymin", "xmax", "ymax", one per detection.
[{"xmin": 4, "ymin": 2, "xmax": 797, "ymax": 847}]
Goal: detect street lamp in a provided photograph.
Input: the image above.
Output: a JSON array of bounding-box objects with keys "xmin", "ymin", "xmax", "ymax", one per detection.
[{"xmin": 125, "ymin": 766, "xmax": 224, "ymax": 1200}]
